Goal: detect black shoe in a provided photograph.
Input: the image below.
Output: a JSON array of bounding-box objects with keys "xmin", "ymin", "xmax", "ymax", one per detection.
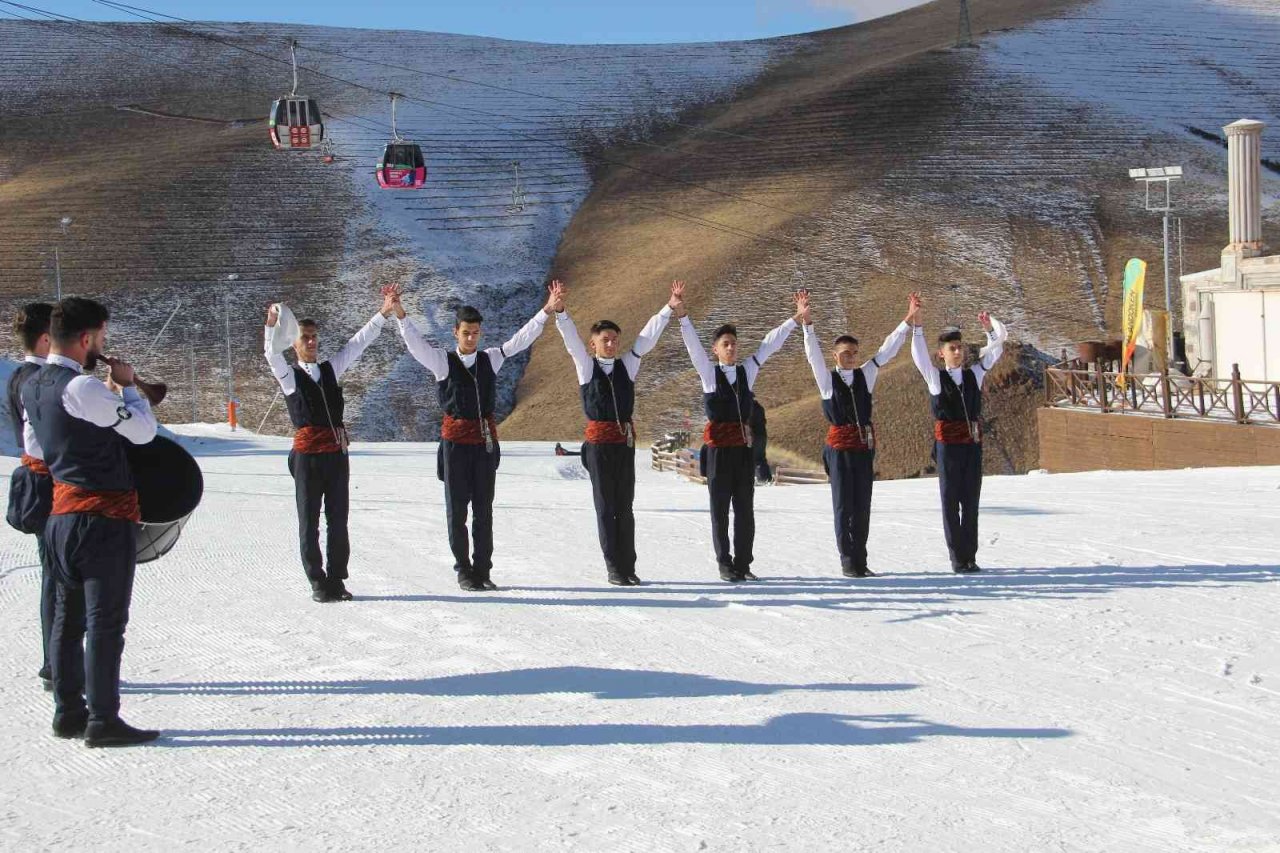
[
  {"xmin": 329, "ymin": 579, "xmax": 354, "ymax": 601},
  {"xmin": 457, "ymin": 572, "xmax": 486, "ymax": 592},
  {"xmin": 739, "ymin": 569, "xmax": 761, "ymax": 581},
  {"xmin": 84, "ymin": 718, "xmax": 160, "ymax": 748},
  {"xmin": 52, "ymin": 710, "xmax": 89, "ymax": 739},
  {"xmin": 953, "ymin": 564, "xmax": 980, "ymax": 574},
  {"xmin": 477, "ymin": 570, "xmax": 498, "ymax": 591},
  {"xmin": 39, "ymin": 664, "xmax": 53, "ymax": 692},
  {"xmin": 607, "ymin": 571, "xmax": 630, "ymax": 587},
  {"xmin": 311, "ymin": 582, "xmax": 335, "ymax": 603},
  {"xmin": 842, "ymin": 566, "xmax": 877, "ymax": 578},
  {"xmin": 718, "ymin": 566, "xmax": 743, "ymax": 582},
  {"xmin": 624, "ymin": 573, "xmax": 642, "ymax": 586},
  {"xmin": 965, "ymin": 562, "xmax": 982, "ymax": 573}
]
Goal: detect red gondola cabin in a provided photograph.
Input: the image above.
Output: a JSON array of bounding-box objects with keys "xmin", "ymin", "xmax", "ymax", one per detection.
[{"xmin": 376, "ymin": 143, "xmax": 427, "ymax": 189}]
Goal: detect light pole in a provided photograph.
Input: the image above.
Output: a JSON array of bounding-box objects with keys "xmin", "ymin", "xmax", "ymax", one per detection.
[
  {"xmin": 1128, "ymin": 165, "xmax": 1183, "ymax": 360},
  {"xmin": 190, "ymin": 323, "xmax": 201, "ymax": 423},
  {"xmin": 224, "ymin": 274, "xmax": 239, "ymax": 429},
  {"xmin": 54, "ymin": 216, "xmax": 72, "ymax": 300}
]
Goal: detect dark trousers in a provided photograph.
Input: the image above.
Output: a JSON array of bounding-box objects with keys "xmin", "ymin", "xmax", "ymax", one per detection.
[
  {"xmin": 704, "ymin": 445, "xmax": 755, "ymax": 570},
  {"xmin": 581, "ymin": 442, "xmax": 636, "ymax": 574},
  {"xmin": 38, "ymin": 535, "xmax": 54, "ymax": 676},
  {"xmin": 44, "ymin": 513, "xmax": 137, "ymax": 724},
  {"xmin": 936, "ymin": 441, "xmax": 983, "ymax": 568},
  {"xmin": 824, "ymin": 446, "xmax": 875, "ymax": 571},
  {"xmin": 288, "ymin": 450, "xmax": 350, "ymax": 583},
  {"xmin": 440, "ymin": 440, "xmax": 499, "ymax": 573}
]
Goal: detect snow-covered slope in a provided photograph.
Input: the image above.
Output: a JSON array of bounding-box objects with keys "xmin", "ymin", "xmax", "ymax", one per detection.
[{"xmin": 0, "ymin": 429, "xmax": 1275, "ymax": 850}]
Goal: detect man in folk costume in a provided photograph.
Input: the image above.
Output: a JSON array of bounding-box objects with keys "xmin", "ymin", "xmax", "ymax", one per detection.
[
  {"xmin": 393, "ymin": 285, "xmax": 559, "ymax": 592},
  {"xmin": 909, "ymin": 299, "xmax": 1008, "ymax": 573},
  {"xmin": 553, "ymin": 279, "xmax": 679, "ymax": 586},
  {"xmin": 264, "ymin": 287, "xmax": 398, "ymax": 603},
  {"xmin": 801, "ymin": 290, "xmax": 916, "ymax": 578},
  {"xmin": 676, "ymin": 285, "xmax": 804, "ymax": 582},
  {"xmin": 23, "ymin": 297, "xmax": 158, "ymax": 746},
  {"xmin": 7, "ymin": 303, "xmax": 55, "ymax": 690}
]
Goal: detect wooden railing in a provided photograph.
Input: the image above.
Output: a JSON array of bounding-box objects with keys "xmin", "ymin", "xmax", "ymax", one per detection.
[
  {"xmin": 650, "ymin": 433, "xmax": 705, "ymax": 484},
  {"xmin": 1044, "ymin": 360, "xmax": 1280, "ymax": 424},
  {"xmin": 774, "ymin": 466, "xmax": 829, "ymax": 486}
]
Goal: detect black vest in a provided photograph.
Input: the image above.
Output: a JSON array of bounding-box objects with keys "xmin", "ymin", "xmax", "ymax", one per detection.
[
  {"xmin": 438, "ymin": 352, "xmax": 496, "ymax": 418},
  {"xmin": 821, "ymin": 368, "xmax": 873, "ymax": 427},
  {"xmin": 7, "ymin": 360, "xmax": 41, "ymax": 447},
  {"xmin": 931, "ymin": 368, "xmax": 982, "ymax": 422},
  {"xmin": 581, "ymin": 360, "xmax": 635, "ymax": 422},
  {"xmin": 284, "ymin": 362, "xmax": 345, "ymax": 429},
  {"xmin": 22, "ymin": 363, "xmax": 134, "ymax": 491},
  {"xmin": 703, "ymin": 364, "xmax": 753, "ymax": 423}
]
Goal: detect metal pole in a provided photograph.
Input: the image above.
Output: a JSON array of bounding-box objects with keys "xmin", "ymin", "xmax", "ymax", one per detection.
[
  {"xmin": 53, "ymin": 247, "xmax": 62, "ymax": 300},
  {"xmin": 224, "ymin": 290, "xmax": 235, "ymax": 425},
  {"xmin": 189, "ymin": 337, "xmax": 197, "ymax": 422},
  {"xmin": 1163, "ymin": 211, "xmax": 1173, "ymax": 359}
]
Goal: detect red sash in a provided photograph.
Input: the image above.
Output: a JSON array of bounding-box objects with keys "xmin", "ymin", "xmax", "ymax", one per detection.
[
  {"xmin": 585, "ymin": 420, "xmax": 631, "ymax": 445},
  {"xmin": 703, "ymin": 420, "xmax": 749, "ymax": 448},
  {"xmin": 20, "ymin": 454, "xmax": 50, "ymax": 476},
  {"xmin": 826, "ymin": 424, "xmax": 873, "ymax": 452},
  {"xmin": 293, "ymin": 425, "xmax": 345, "ymax": 455},
  {"xmin": 935, "ymin": 420, "xmax": 980, "ymax": 445},
  {"xmin": 442, "ymin": 414, "xmax": 498, "ymax": 446},
  {"xmin": 52, "ymin": 482, "xmax": 141, "ymax": 522}
]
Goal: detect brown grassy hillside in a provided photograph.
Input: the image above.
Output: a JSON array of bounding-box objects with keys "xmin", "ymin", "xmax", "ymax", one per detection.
[{"xmin": 502, "ymin": 0, "xmax": 1244, "ymax": 476}]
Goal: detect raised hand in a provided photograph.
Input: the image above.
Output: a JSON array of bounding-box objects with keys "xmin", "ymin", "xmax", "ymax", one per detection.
[
  {"xmin": 906, "ymin": 291, "xmax": 923, "ymax": 326},
  {"xmin": 266, "ymin": 304, "xmax": 279, "ymax": 328},
  {"xmin": 669, "ymin": 280, "xmax": 687, "ymax": 317},
  {"xmin": 103, "ymin": 355, "xmax": 136, "ymax": 389},
  {"xmin": 978, "ymin": 310, "xmax": 992, "ymax": 331},
  {"xmin": 793, "ymin": 288, "xmax": 811, "ymax": 325},
  {"xmin": 380, "ymin": 283, "xmax": 402, "ymax": 318},
  {"xmin": 545, "ymin": 279, "xmax": 566, "ymax": 314}
]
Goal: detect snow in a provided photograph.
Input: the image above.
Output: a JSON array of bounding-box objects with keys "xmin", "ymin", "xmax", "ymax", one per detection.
[{"xmin": 1, "ymin": 425, "xmax": 1277, "ymax": 850}]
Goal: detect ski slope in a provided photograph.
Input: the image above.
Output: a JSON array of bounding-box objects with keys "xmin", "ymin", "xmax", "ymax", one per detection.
[{"xmin": 0, "ymin": 426, "xmax": 1277, "ymax": 851}]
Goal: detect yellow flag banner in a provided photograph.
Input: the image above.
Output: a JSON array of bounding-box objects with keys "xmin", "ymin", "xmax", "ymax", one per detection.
[{"xmin": 1117, "ymin": 258, "xmax": 1147, "ymax": 389}]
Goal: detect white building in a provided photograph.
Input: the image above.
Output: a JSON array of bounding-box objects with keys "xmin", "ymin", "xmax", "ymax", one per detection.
[{"xmin": 1181, "ymin": 119, "xmax": 1280, "ymax": 380}]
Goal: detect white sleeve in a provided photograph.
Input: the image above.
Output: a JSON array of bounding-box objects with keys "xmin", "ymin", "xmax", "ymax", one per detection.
[
  {"xmin": 329, "ymin": 313, "xmax": 387, "ymax": 380},
  {"xmin": 978, "ymin": 317, "xmax": 1007, "ymax": 372},
  {"xmin": 621, "ymin": 305, "xmax": 674, "ymax": 379},
  {"xmin": 803, "ymin": 324, "xmax": 833, "ymax": 400},
  {"xmin": 745, "ymin": 318, "xmax": 797, "ymax": 388},
  {"xmin": 63, "ymin": 377, "xmax": 157, "ymax": 445},
  {"xmin": 488, "ymin": 310, "xmax": 550, "ymax": 375},
  {"xmin": 911, "ymin": 326, "xmax": 942, "ymax": 396},
  {"xmin": 264, "ymin": 326, "xmax": 297, "ymax": 395},
  {"xmin": 398, "ymin": 317, "xmax": 449, "ymax": 380},
  {"xmin": 679, "ymin": 316, "xmax": 716, "ymax": 394},
  {"xmin": 555, "ymin": 311, "xmax": 594, "ymax": 386},
  {"xmin": 867, "ymin": 321, "xmax": 910, "ymax": 369}
]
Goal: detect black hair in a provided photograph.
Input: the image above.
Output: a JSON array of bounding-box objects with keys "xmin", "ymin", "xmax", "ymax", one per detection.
[
  {"xmin": 713, "ymin": 323, "xmax": 737, "ymax": 343},
  {"xmin": 50, "ymin": 297, "xmax": 109, "ymax": 345},
  {"xmin": 589, "ymin": 320, "xmax": 621, "ymax": 336},
  {"xmin": 833, "ymin": 334, "xmax": 859, "ymax": 348},
  {"xmin": 298, "ymin": 318, "xmax": 317, "ymax": 329},
  {"xmin": 13, "ymin": 302, "xmax": 53, "ymax": 352},
  {"xmin": 456, "ymin": 306, "xmax": 484, "ymax": 327},
  {"xmin": 938, "ymin": 326, "xmax": 963, "ymax": 345}
]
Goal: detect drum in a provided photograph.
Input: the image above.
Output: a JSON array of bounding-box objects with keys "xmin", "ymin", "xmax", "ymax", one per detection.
[{"xmin": 125, "ymin": 435, "xmax": 204, "ymax": 564}]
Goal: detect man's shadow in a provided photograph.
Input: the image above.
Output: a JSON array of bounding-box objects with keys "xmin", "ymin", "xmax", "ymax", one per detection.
[
  {"xmin": 158, "ymin": 712, "xmax": 1072, "ymax": 748},
  {"xmin": 123, "ymin": 666, "xmax": 918, "ymax": 699}
]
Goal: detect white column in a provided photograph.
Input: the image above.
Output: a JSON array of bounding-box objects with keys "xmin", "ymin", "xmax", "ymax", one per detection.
[{"xmin": 1224, "ymin": 118, "xmax": 1266, "ymax": 256}]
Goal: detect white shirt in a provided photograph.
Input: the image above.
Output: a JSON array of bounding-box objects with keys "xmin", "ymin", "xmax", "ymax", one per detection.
[
  {"xmin": 679, "ymin": 316, "xmax": 797, "ymax": 393},
  {"xmin": 17, "ymin": 355, "xmax": 46, "ymax": 459},
  {"xmin": 24, "ymin": 354, "xmax": 158, "ymax": 456},
  {"xmin": 910, "ymin": 317, "xmax": 1008, "ymax": 395},
  {"xmin": 803, "ymin": 321, "xmax": 910, "ymax": 400},
  {"xmin": 555, "ymin": 305, "xmax": 673, "ymax": 385},
  {"xmin": 264, "ymin": 312, "xmax": 387, "ymax": 396},
  {"xmin": 398, "ymin": 310, "xmax": 550, "ymax": 380}
]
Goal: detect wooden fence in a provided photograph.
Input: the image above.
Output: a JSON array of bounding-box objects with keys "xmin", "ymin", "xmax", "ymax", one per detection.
[
  {"xmin": 649, "ymin": 433, "xmax": 828, "ymax": 486},
  {"xmin": 1044, "ymin": 360, "xmax": 1280, "ymax": 425}
]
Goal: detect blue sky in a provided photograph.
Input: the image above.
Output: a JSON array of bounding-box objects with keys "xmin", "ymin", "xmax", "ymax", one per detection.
[{"xmin": 21, "ymin": 1, "xmax": 928, "ymax": 43}]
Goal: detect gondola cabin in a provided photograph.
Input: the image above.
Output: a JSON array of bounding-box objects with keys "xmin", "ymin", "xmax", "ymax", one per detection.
[
  {"xmin": 269, "ymin": 97, "xmax": 324, "ymax": 150},
  {"xmin": 376, "ymin": 143, "xmax": 427, "ymax": 189}
]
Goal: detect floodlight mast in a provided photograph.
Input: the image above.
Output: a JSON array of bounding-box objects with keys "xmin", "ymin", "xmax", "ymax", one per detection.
[{"xmin": 1129, "ymin": 165, "xmax": 1184, "ymax": 360}]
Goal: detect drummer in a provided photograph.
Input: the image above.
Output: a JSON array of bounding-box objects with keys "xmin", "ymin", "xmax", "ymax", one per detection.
[{"xmin": 23, "ymin": 297, "xmax": 160, "ymax": 747}]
